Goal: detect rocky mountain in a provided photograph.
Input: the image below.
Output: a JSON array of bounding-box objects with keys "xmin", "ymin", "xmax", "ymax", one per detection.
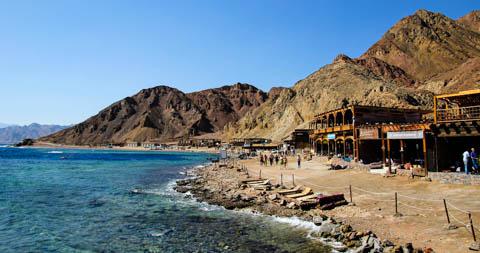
[
  {"xmin": 227, "ymin": 9, "xmax": 480, "ymax": 142},
  {"xmin": 40, "ymin": 83, "xmax": 267, "ymax": 145},
  {"xmin": 362, "ymin": 9, "xmax": 480, "ymax": 91},
  {"xmin": 225, "ymin": 55, "xmax": 433, "ymax": 141},
  {"xmin": 0, "ymin": 123, "xmax": 67, "ymax": 144},
  {"xmin": 0, "ymin": 123, "xmax": 13, "ymax": 129}
]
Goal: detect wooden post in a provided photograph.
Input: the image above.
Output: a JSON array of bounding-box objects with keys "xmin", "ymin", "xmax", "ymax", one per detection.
[
  {"xmin": 280, "ymin": 173, "xmax": 283, "ymax": 186},
  {"xmin": 395, "ymin": 192, "xmax": 398, "ymax": 215},
  {"xmin": 259, "ymin": 170, "xmax": 262, "ymax": 179},
  {"xmin": 381, "ymin": 128, "xmax": 386, "ymax": 167},
  {"xmin": 387, "ymin": 139, "xmax": 392, "ymax": 174},
  {"xmin": 292, "ymin": 174, "xmax": 295, "ymax": 186},
  {"xmin": 443, "ymin": 199, "xmax": 450, "ymax": 224},
  {"xmin": 400, "ymin": 139, "xmax": 405, "ymax": 165},
  {"xmin": 469, "ymin": 212, "xmax": 477, "ymax": 242},
  {"xmin": 349, "ymin": 185, "xmax": 353, "ymax": 203},
  {"xmin": 423, "ymin": 132, "xmax": 428, "ymax": 176},
  {"xmin": 246, "ymin": 168, "xmax": 250, "ymax": 178},
  {"xmin": 435, "ymin": 136, "xmax": 439, "ymax": 172}
]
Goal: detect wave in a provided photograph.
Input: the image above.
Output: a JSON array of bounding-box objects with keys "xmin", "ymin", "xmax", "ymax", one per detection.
[{"xmin": 47, "ymin": 151, "xmax": 64, "ymax": 154}]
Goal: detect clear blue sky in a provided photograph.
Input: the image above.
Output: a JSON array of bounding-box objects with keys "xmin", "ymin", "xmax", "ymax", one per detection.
[{"xmin": 0, "ymin": 0, "xmax": 477, "ymax": 125}]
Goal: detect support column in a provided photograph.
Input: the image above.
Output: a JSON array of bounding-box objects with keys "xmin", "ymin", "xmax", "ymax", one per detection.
[
  {"xmin": 400, "ymin": 139, "xmax": 405, "ymax": 165},
  {"xmin": 387, "ymin": 138, "xmax": 391, "ymax": 174},
  {"xmin": 423, "ymin": 132, "xmax": 428, "ymax": 176}
]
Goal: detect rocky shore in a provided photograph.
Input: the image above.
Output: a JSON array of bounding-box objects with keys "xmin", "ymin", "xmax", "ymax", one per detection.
[{"xmin": 174, "ymin": 161, "xmax": 435, "ymax": 253}]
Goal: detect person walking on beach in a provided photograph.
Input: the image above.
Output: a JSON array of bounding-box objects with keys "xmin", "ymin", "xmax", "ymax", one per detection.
[
  {"xmin": 471, "ymin": 148, "xmax": 479, "ymax": 173},
  {"xmin": 463, "ymin": 150, "xmax": 470, "ymax": 174},
  {"xmin": 264, "ymin": 154, "xmax": 268, "ymax": 166},
  {"xmin": 275, "ymin": 155, "xmax": 279, "ymax": 166},
  {"xmin": 284, "ymin": 156, "xmax": 288, "ymax": 169},
  {"xmin": 269, "ymin": 154, "xmax": 274, "ymax": 166},
  {"xmin": 260, "ymin": 155, "xmax": 264, "ymax": 166},
  {"xmin": 297, "ymin": 154, "xmax": 301, "ymax": 169}
]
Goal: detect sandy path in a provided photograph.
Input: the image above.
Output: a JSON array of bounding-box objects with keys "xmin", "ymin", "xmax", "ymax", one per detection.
[{"xmin": 240, "ymin": 156, "xmax": 480, "ymax": 253}]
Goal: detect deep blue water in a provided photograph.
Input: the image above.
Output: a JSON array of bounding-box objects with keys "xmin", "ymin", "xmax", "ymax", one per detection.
[{"xmin": 0, "ymin": 147, "xmax": 329, "ymax": 253}]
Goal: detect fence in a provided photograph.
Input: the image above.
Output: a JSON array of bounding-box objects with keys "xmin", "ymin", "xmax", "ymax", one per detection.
[{"xmin": 241, "ymin": 165, "xmax": 480, "ymax": 244}]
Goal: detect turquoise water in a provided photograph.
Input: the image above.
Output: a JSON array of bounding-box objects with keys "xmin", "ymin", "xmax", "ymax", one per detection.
[{"xmin": 0, "ymin": 147, "xmax": 329, "ymax": 252}]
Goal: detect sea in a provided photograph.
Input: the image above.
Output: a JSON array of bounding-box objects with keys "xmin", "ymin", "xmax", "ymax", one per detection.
[{"xmin": 0, "ymin": 146, "xmax": 331, "ymax": 252}]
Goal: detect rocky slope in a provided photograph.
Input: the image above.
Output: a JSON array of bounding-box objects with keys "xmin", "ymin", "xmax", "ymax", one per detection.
[
  {"xmin": 0, "ymin": 123, "xmax": 67, "ymax": 144},
  {"xmin": 225, "ymin": 55, "xmax": 433, "ymax": 141},
  {"xmin": 228, "ymin": 9, "xmax": 480, "ymax": 142},
  {"xmin": 40, "ymin": 83, "xmax": 267, "ymax": 145}
]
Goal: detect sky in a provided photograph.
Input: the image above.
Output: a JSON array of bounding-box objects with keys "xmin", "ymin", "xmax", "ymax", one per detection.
[{"xmin": 0, "ymin": 0, "xmax": 478, "ymax": 125}]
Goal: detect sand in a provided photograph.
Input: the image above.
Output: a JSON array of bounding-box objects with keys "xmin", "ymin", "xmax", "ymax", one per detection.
[{"xmin": 240, "ymin": 155, "xmax": 480, "ymax": 253}]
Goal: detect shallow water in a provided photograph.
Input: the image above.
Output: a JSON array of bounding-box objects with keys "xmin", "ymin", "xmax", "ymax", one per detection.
[{"xmin": 0, "ymin": 147, "xmax": 330, "ymax": 252}]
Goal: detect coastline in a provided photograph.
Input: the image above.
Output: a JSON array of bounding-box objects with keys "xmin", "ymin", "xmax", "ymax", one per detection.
[
  {"xmin": 25, "ymin": 141, "xmax": 219, "ymax": 155},
  {"xmin": 174, "ymin": 158, "xmax": 434, "ymax": 253}
]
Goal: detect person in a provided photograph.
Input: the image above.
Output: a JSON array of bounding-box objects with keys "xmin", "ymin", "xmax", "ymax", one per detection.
[
  {"xmin": 284, "ymin": 156, "xmax": 288, "ymax": 169},
  {"xmin": 275, "ymin": 155, "xmax": 279, "ymax": 166},
  {"xmin": 463, "ymin": 150, "xmax": 470, "ymax": 174},
  {"xmin": 471, "ymin": 148, "xmax": 479, "ymax": 173},
  {"xmin": 269, "ymin": 154, "xmax": 273, "ymax": 166},
  {"xmin": 259, "ymin": 155, "xmax": 264, "ymax": 166},
  {"xmin": 264, "ymin": 154, "xmax": 268, "ymax": 166},
  {"xmin": 297, "ymin": 154, "xmax": 301, "ymax": 169}
]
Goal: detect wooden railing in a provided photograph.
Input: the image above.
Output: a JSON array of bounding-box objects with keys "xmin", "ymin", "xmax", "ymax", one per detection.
[
  {"xmin": 313, "ymin": 124, "xmax": 353, "ymax": 134},
  {"xmin": 436, "ymin": 105, "xmax": 480, "ymax": 123}
]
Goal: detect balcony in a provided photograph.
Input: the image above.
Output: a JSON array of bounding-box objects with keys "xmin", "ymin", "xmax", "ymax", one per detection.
[
  {"xmin": 313, "ymin": 124, "xmax": 353, "ymax": 135},
  {"xmin": 436, "ymin": 105, "xmax": 480, "ymax": 123}
]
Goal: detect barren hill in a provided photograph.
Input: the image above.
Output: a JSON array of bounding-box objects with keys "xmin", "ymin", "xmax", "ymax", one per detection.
[
  {"xmin": 40, "ymin": 83, "xmax": 267, "ymax": 145},
  {"xmin": 225, "ymin": 55, "xmax": 433, "ymax": 141}
]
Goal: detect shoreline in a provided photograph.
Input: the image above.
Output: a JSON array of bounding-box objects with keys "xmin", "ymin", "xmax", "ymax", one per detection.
[
  {"xmin": 17, "ymin": 142, "xmax": 219, "ymax": 155},
  {"xmin": 174, "ymin": 159, "xmax": 434, "ymax": 253}
]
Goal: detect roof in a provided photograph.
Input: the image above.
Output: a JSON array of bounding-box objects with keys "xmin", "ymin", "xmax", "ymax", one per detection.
[
  {"xmin": 435, "ymin": 89, "xmax": 480, "ymax": 107},
  {"xmin": 359, "ymin": 122, "xmax": 431, "ymax": 132},
  {"xmin": 312, "ymin": 105, "xmax": 428, "ymax": 119}
]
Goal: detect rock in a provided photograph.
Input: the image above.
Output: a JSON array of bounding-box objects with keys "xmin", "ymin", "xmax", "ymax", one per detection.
[
  {"xmin": 313, "ymin": 216, "xmax": 324, "ymax": 225},
  {"xmin": 383, "ymin": 240, "xmax": 395, "ymax": 247},
  {"xmin": 268, "ymin": 194, "xmax": 278, "ymax": 200},
  {"xmin": 279, "ymin": 199, "xmax": 287, "ymax": 206},
  {"xmin": 286, "ymin": 202, "xmax": 298, "ymax": 209},
  {"xmin": 469, "ymin": 242, "xmax": 480, "ymax": 251},
  {"xmin": 404, "ymin": 242, "xmax": 414, "ymax": 253},
  {"xmin": 340, "ymin": 224, "xmax": 353, "ymax": 233}
]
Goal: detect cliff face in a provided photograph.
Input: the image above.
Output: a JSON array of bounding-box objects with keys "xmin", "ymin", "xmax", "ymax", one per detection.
[{"xmin": 41, "ymin": 84, "xmax": 267, "ymax": 145}]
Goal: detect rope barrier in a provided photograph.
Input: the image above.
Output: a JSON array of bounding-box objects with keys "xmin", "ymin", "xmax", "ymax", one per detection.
[
  {"xmin": 352, "ymin": 186, "xmax": 391, "ymax": 195},
  {"xmin": 447, "ymin": 202, "xmax": 470, "ymax": 214},
  {"xmin": 356, "ymin": 194, "xmax": 395, "ymax": 202},
  {"xmin": 397, "ymin": 194, "xmax": 443, "ymax": 202},
  {"xmin": 398, "ymin": 201, "xmax": 435, "ymax": 211}
]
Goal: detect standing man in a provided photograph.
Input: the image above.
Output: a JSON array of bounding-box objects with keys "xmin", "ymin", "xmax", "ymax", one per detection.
[
  {"xmin": 297, "ymin": 154, "xmax": 301, "ymax": 169},
  {"xmin": 463, "ymin": 149, "xmax": 470, "ymax": 174},
  {"xmin": 471, "ymin": 148, "xmax": 479, "ymax": 174}
]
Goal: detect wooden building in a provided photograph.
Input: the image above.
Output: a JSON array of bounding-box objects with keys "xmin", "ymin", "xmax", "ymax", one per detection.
[
  {"xmin": 430, "ymin": 89, "xmax": 480, "ymax": 171},
  {"xmin": 309, "ymin": 105, "xmax": 427, "ymax": 160}
]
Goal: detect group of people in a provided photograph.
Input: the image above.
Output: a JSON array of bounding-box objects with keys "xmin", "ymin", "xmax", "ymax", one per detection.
[
  {"xmin": 259, "ymin": 152, "xmax": 302, "ymax": 169},
  {"xmin": 462, "ymin": 148, "xmax": 479, "ymax": 174}
]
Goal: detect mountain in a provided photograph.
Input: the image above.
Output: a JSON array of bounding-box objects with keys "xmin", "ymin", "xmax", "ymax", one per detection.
[
  {"xmin": 362, "ymin": 9, "xmax": 480, "ymax": 92},
  {"xmin": 0, "ymin": 123, "xmax": 14, "ymax": 129},
  {"xmin": 227, "ymin": 9, "xmax": 480, "ymax": 142},
  {"xmin": 0, "ymin": 124, "xmax": 67, "ymax": 144},
  {"xmin": 40, "ymin": 83, "xmax": 268, "ymax": 145},
  {"xmin": 225, "ymin": 55, "xmax": 433, "ymax": 141}
]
